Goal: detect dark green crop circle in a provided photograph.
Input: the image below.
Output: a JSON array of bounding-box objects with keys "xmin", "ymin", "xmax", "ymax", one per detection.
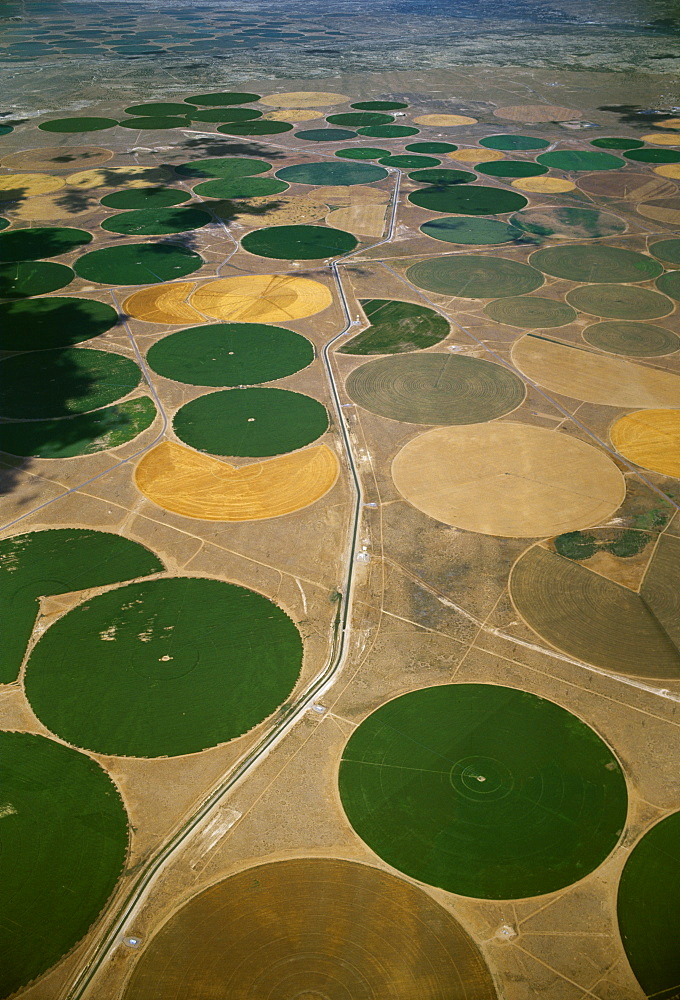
[
  {"xmin": 656, "ymin": 270, "xmax": 680, "ymax": 301},
  {"xmin": 583, "ymin": 321, "xmax": 680, "ymax": 356},
  {"xmin": 175, "ymin": 157, "xmax": 272, "ymax": 180},
  {"xmin": 0, "ymin": 261, "xmax": 73, "ymax": 298},
  {"xmin": 242, "ymin": 224, "xmax": 357, "ymax": 260},
  {"xmin": 650, "ymin": 239, "xmax": 680, "ymax": 265},
  {"xmin": 335, "ymin": 147, "xmax": 390, "ymax": 161},
  {"xmin": 530, "ymin": 245, "xmax": 663, "ymax": 283},
  {"xmin": 186, "ymin": 91, "xmax": 261, "ymax": 105},
  {"xmin": 296, "ymin": 128, "xmax": 357, "ymax": 142},
  {"xmin": 407, "ymin": 254, "xmax": 543, "ymax": 298},
  {"xmin": 421, "ymin": 217, "xmax": 523, "ymax": 245},
  {"xmin": 625, "ymin": 148, "xmax": 680, "ymax": 163},
  {"xmin": 276, "ymin": 161, "xmax": 388, "ymax": 186},
  {"xmin": 0, "ymin": 732, "xmax": 128, "ymax": 998},
  {"xmin": 0, "ymin": 296, "xmax": 118, "ymax": 350},
  {"xmin": 590, "ymin": 137, "xmax": 643, "ymax": 150},
  {"xmin": 100, "ymin": 187, "xmax": 191, "ymax": 209},
  {"xmin": 327, "ymin": 112, "xmax": 394, "ymax": 127},
  {"xmin": 338, "ymin": 684, "xmax": 628, "ymax": 899},
  {"xmin": 351, "ymin": 101, "xmax": 408, "ymax": 111},
  {"xmin": 357, "ymin": 124, "xmax": 419, "ymax": 137},
  {"xmin": 0, "ymin": 226, "xmax": 92, "ymax": 262},
  {"xmin": 476, "ymin": 160, "xmax": 548, "ymax": 178},
  {"xmin": 74, "ymin": 242, "xmax": 203, "ymax": 284},
  {"xmin": 218, "ymin": 121, "xmax": 293, "ymax": 136},
  {"xmin": 39, "ymin": 117, "xmax": 118, "ymax": 133},
  {"xmin": 193, "ymin": 176, "xmax": 288, "ymax": 198},
  {"xmin": 480, "ymin": 134, "xmax": 550, "ymax": 151},
  {"xmin": 537, "ymin": 150, "xmax": 625, "ymax": 171},
  {"xmin": 24, "ymin": 577, "xmax": 303, "ymax": 758},
  {"xmin": 408, "ymin": 167, "xmax": 475, "ymax": 186},
  {"xmin": 100, "ymin": 206, "xmax": 211, "ymax": 236},
  {"xmin": 173, "ymin": 387, "xmax": 328, "ymax": 457},
  {"xmin": 409, "ymin": 184, "xmax": 527, "ymax": 215},
  {"xmin": 147, "ymin": 323, "xmax": 314, "ymax": 386}
]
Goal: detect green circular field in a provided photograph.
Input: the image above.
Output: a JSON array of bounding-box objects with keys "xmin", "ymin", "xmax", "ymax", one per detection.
[
  {"xmin": 650, "ymin": 239, "xmax": 680, "ymax": 265},
  {"xmin": 0, "ymin": 218, "xmax": 8, "ymax": 231},
  {"xmin": 0, "ymin": 226, "xmax": 92, "ymax": 263},
  {"xmin": 357, "ymin": 124, "xmax": 419, "ymax": 137},
  {"xmin": 338, "ymin": 684, "xmax": 628, "ymax": 899},
  {"xmin": 583, "ymin": 320, "xmax": 680, "ymax": 356},
  {"xmin": 186, "ymin": 91, "xmax": 261, "ymax": 105},
  {"xmin": 566, "ymin": 284, "xmax": 674, "ymax": 319},
  {"xmin": 193, "ymin": 176, "xmax": 288, "ymax": 198},
  {"xmin": 476, "ymin": 160, "xmax": 548, "ymax": 178},
  {"xmin": 189, "ymin": 108, "xmax": 262, "ymax": 123},
  {"xmin": 175, "ymin": 157, "xmax": 272, "ymax": 180},
  {"xmin": 335, "ymin": 147, "xmax": 390, "ymax": 160},
  {"xmin": 327, "ymin": 112, "xmax": 394, "ymax": 126},
  {"xmin": 119, "ymin": 116, "xmax": 191, "ymax": 130},
  {"xmin": 0, "ymin": 296, "xmax": 118, "ymax": 350},
  {"xmin": 408, "ymin": 167, "xmax": 475, "ymax": 185},
  {"xmin": 39, "ymin": 117, "xmax": 118, "ymax": 132},
  {"xmin": 537, "ymin": 150, "xmax": 625, "ymax": 171},
  {"xmin": 591, "ymin": 137, "xmax": 643, "ymax": 149},
  {"xmin": 484, "ymin": 295, "xmax": 577, "ymax": 328},
  {"xmin": 173, "ymin": 387, "xmax": 328, "ymax": 457},
  {"xmin": 378, "ymin": 154, "xmax": 440, "ymax": 168},
  {"xmin": 480, "ymin": 134, "xmax": 550, "ymax": 150},
  {"xmin": 0, "ymin": 260, "xmax": 74, "ymax": 298},
  {"xmin": 242, "ymin": 224, "xmax": 357, "ymax": 260},
  {"xmin": 100, "ymin": 206, "xmax": 211, "ymax": 236},
  {"xmin": 339, "ymin": 299, "xmax": 450, "ymax": 355},
  {"xmin": 617, "ymin": 811, "xmax": 680, "ymax": 1000},
  {"xmin": 421, "ymin": 217, "xmax": 522, "ymax": 245},
  {"xmin": 530, "ymin": 245, "xmax": 663, "ymax": 283},
  {"xmin": 408, "ymin": 184, "xmax": 527, "ymax": 215},
  {"xmin": 625, "ymin": 148, "xmax": 680, "ymax": 163},
  {"xmin": 346, "ymin": 353, "xmax": 525, "ymax": 424},
  {"xmin": 656, "ymin": 271, "xmax": 680, "ymax": 301},
  {"xmin": 0, "ymin": 732, "xmax": 128, "ymax": 998},
  {"xmin": 0, "ymin": 397, "xmax": 157, "ymax": 458},
  {"xmin": 125, "ymin": 102, "xmax": 195, "ymax": 115},
  {"xmin": 511, "ymin": 207, "xmax": 626, "ymax": 240},
  {"xmin": 296, "ymin": 129, "xmax": 357, "ymax": 142},
  {"xmin": 276, "ymin": 161, "xmax": 388, "ymax": 186},
  {"xmin": 407, "ymin": 255, "xmax": 543, "ymax": 298},
  {"xmin": 351, "ymin": 100, "xmax": 407, "ymax": 110},
  {"xmin": 74, "ymin": 242, "xmax": 203, "ymax": 284},
  {"xmin": 218, "ymin": 121, "xmax": 293, "ymax": 136},
  {"xmin": 24, "ymin": 577, "xmax": 303, "ymax": 757},
  {"xmin": 406, "ymin": 141, "xmax": 458, "ymax": 153},
  {"xmin": 101, "ymin": 187, "xmax": 191, "ymax": 209},
  {"xmin": 147, "ymin": 323, "xmax": 314, "ymax": 386}
]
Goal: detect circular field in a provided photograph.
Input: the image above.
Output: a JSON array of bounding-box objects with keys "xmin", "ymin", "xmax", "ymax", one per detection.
[
  {"xmin": 100, "ymin": 187, "xmax": 190, "ymax": 209},
  {"xmin": 476, "ymin": 160, "xmax": 548, "ymax": 178},
  {"xmin": 241, "ymin": 224, "xmax": 357, "ymax": 260},
  {"xmin": 335, "ymin": 146, "xmax": 390, "ymax": 160},
  {"xmin": 379, "ymin": 154, "xmax": 440, "ymax": 168},
  {"xmin": 611, "ymin": 409, "xmax": 680, "ymax": 478},
  {"xmin": 0, "ymin": 226, "xmax": 92, "ymax": 262},
  {"xmin": 480, "ymin": 134, "xmax": 550, "ymax": 150},
  {"xmin": 339, "ymin": 684, "xmax": 627, "ymax": 899},
  {"xmin": 0, "ymin": 347, "xmax": 141, "ymax": 419},
  {"xmin": 339, "ymin": 299, "xmax": 449, "ymax": 355},
  {"xmin": 189, "ymin": 274, "xmax": 332, "ymax": 323},
  {"xmin": 0, "ymin": 296, "xmax": 118, "ymax": 350},
  {"xmin": 566, "ymin": 284, "xmax": 674, "ymax": 320},
  {"xmin": 591, "ymin": 137, "xmax": 643, "ymax": 149},
  {"xmin": 583, "ymin": 321, "xmax": 680, "ymax": 357},
  {"xmin": 406, "ymin": 141, "xmax": 458, "ymax": 153},
  {"xmin": 494, "ymin": 104, "xmax": 582, "ymax": 122},
  {"xmin": 126, "ymin": 101, "xmax": 194, "ymax": 115},
  {"xmin": 0, "ymin": 261, "xmax": 73, "ymax": 298},
  {"xmin": 175, "ymin": 156, "xmax": 272, "ymax": 180},
  {"xmin": 121, "ymin": 859, "xmax": 498, "ymax": 1000},
  {"xmin": 147, "ymin": 323, "xmax": 313, "ymax": 386},
  {"xmin": 0, "ymin": 172, "xmax": 65, "ymax": 199},
  {"xmin": 100, "ymin": 206, "xmax": 211, "ymax": 236},
  {"xmin": 1, "ymin": 146, "xmax": 114, "ymax": 170},
  {"xmin": 409, "ymin": 167, "xmax": 475, "ymax": 185},
  {"xmin": 189, "ymin": 108, "xmax": 261, "ymax": 123},
  {"xmin": 260, "ymin": 91, "xmax": 347, "ymax": 107},
  {"xmin": 186, "ymin": 91, "xmax": 261, "ymax": 105},
  {"xmin": 66, "ymin": 165, "xmax": 172, "ymax": 190},
  {"xmin": 193, "ymin": 176, "xmax": 287, "ymax": 198},
  {"xmin": 295, "ymin": 128, "xmax": 357, "ymax": 142},
  {"xmin": 650, "ymin": 239, "xmax": 680, "ymax": 265},
  {"xmin": 218, "ymin": 121, "xmax": 293, "ymax": 136},
  {"xmin": 25, "ymin": 577, "xmax": 303, "ymax": 757},
  {"xmin": 530, "ymin": 245, "xmax": 662, "ymax": 283},
  {"xmin": 414, "ymin": 113, "xmax": 477, "ymax": 126},
  {"xmin": 447, "ymin": 148, "xmax": 504, "ymax": 163},
  {"xmin": 275, "ymin": 161, "xmax": 388, "ymax": 186},
  {"xmin": 484, "ymin": 296, "xmax": 577, "ymax": 328},
  {"xmin": 618, "ymin": 812, "xmax": 680, "ymax": 1000},
  {"xmin": 39, "ymin": 116, "xmax": 118, "ymax": 132},
  {"xmin": 407, "ymin": 255, "xmax": 543, "ymax": 298},
  {"xmin": 512, "ymin": 176, "xmax": 576, "ymax": 193},
  {"xmin": 408, "ymin": 184, "xmax": 527, "ymax": 215},
  {"xmin": 358, "ymin": 124, "xmax": 419, "ymax": 137},
  {"xmin": 638, "ymin": 197, "xmax": 680, "ymax": 227},
  {"xmin": 353, "ymin": 100, "xmax": 408, "ymax": 110},
  {"xmin": 626, "ymin": 148, "xmax": 680, "ymax": 164},
  {"xmin": 657, "ymin": 271, "xmax": 680, "ymax": 300},
  {"xmin": 510, "ymin": 207, "xmax": 626, "ymax": 240},
  {"xmin": 174, "ymin": 387, "xmax": 328, "ymax": 457},
  {"xmin": 392, "ymin": 422, "xmax": 624, "ymax": 537},
  {"xmin": 641, "ymin": 132, "xmax": 680, "ymax": 145},
  {"xmin": 536, "ymin": 151, "xmax": 624, "ymax": 171},
  {"xmin": 346, "ymin": 353, "xmax": 525, "ymax": 425},
  {"xmin": 421, "ymin": 217, "xmax": 523, "ymax": 245},
  {"xmin": 579, "ymin": 172, "xmax": 676, "ymax": 201},
  {"xmin": 327, "ymin": 112, "xmax": 393, "ymax": 126},
  {"xmin": 74, "ymin": 242, "xmax": 203, "ymax": 285},
  {"xmin": 0, "ymin": 732, "xmax": 128, "ymax": 998}
]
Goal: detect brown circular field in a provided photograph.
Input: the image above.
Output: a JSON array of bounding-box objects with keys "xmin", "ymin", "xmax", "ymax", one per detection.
[
  {"xmin": 1, "ymin": 146, "xmax": 114, "ymax": 170},
  {"xmin": 494, "ymin": 104, "xmax": 582, "ymax": 122},
  {"xmin": 392, "ymin": 422, "xmax": 624, "ymax": 537},
  {"xmin": 578, "ymin": 172, "xmax": 676, "ymax": 201},
  {"xmin": 121, "ymin": 859, "xmax": 497, "ymax": 1000}
]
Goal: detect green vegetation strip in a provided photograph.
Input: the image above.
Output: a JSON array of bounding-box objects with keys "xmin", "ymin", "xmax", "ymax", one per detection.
[
  {"xmin": 0, "ymin": 261, "xmax": 73, "ymax": 298},
  {"xmin": 346, "ymin": 353, "xmax": 525, "ymax": 424},
  {"xmin": 173, "ymin": 386, "xmax": 328, "ymax": 457},
  {"xmin": 537, "ymin": 150, "xmax": 625, "ymax": 171},
  {"xmin": 0, "ymin": 732, "xmax": 129, "ymax": 998},
  {"xmin": 39, "ymin": 117, "xmax": 118, "ymax": 132},
  {"xmin": 380, "ymin": 154, "xmax": 440, "ymax": 168},
  {"xmin": 480, "ymin": 134, "xmax": 550, "ymax": 150},
  {"xmin": 530, "ymin": 245, "xmax": 662, "ymax": 283},
  {"xmin": 147, "ymin": 322, "xmax": 314, "ymax": 386},
  {"xmin": 339, "ymin": 299, "xmax": 449, "ymax": 354},
  {"xmin": 618, "ymin": 811, "xmax": 680, "ymax": 1000},
  {"xmin": 511, "ymin": 207, "xmax": 626, "ymax": 240},
  {"xmin": 583, "ymin": 321, "xmax": 680, "ymax": 356},
  {"xmin": 407, "ymin": 254, "xmax": 543, "ymax": 298},
  {"xmin": 276, "ymin": 161, "xmax": 388, "ymax": 186},
  {"xmin": 101, "ymin": 206, "xmax": 211, "ymax": 236},
  {"xmin": 0, "ymin": 296, "xmax": 118, "ymax": 350},
  {"xmin": 408, "ymin": 184, "xmax": 527, "ymax": 215},
  {"xmin": 339, "ymin": 683, "xmax": 628, "ymax": 899},
  {"xmin": 175, "ymin": 157, "xmax": 272, "ymax": 179},
  {"xmin": 421, "ymin": 217, "xmax": 522, "ymax": 245},
  {"xmin": 406, "ymin": 141, "xmax": 458, "ymax": 153},
  {"xmin": 101, "ymin": 187, "xmax": 190, "ymax": 209},
  {"xmin": 186, "ymin": 91, "xmax": 261, "ymax": 105},
  {"xmin": 656, "ymin": 271, "xmax": 680, "ymax": 301},
  {"xmin": 0, "ymin": 227, "xmax": 92, "ymax": 263},
  {"xmin": 242, "ymin": 224, "xmax": 357, "ymax": 260},
  {"xmin": 566, "ymin": 284, "xmax": 674, "ymax": 320},
  {"xmin": 0, "ymin": 527, "xmax": 162, "ymax": 684},
  {"xmin": 484, "ymin": 295, "xmax": 577, "ymax": 328},
  {"xmin": 650, "ymin": 239, "xmax": 680, "ymax": 265},
  {"xmin": 0, "ymin": 347, "xmax": 140, "ymax": 418},
  {"xmin": 74, "ymin": 242, "xmax": 203, "ymax": 285},
  {"xmin": 25, "ymin": 577, "xmax": 303, "ymax": 757}
]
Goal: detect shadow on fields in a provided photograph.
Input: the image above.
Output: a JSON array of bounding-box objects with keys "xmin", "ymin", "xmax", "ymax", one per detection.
[{"xmin": 598, "ymin": 104, "xmax": 680, "ymax": 128}]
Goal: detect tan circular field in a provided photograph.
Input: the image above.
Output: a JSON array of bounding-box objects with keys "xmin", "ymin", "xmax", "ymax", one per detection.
[
  {"xmin": 1, "ymin": 146, "xmax": 114, "ymax": 170},
  {"xmin": 0, "ymin": 172, "xmax": 65, "ymax": 199},
  {"xmin": 189, "ymin": 274, "xmax": 333, "ymax": 323},
  {"xmin": 223, "ymin": 194, "xmax": 327, "ymax": 228},
  {"xmin": 123, "ymin": 282, "xmax": 206, "ymax": 324},
  {"xmin": 446, "ymin": 148, "xmax": 504, "ymax": 163},
  {"xmin": 263, "ymin": 108, "xmax": 324, "ymax": 122},
  {"xmin": 5, "ymin": 192, "xmax": 100, "ymax": 221},
  {"xmin": 637, "ymin": 198, "xmax": 680, "ymax": 225},
  {"xmin": 610, "ymin": 409, "xmax": 680, "ymax": 478},
  {"xmin": 494, "ymin": 104, "xmax": 582, "ymax": 122},
  {"xmin": 655, "ymin": 164, "xmax": 680, "ymax": 179},
  {"xmin": 392, "ymin": 422, "xmax": 624, "ymax": 537},
  {"xmin": 260, "ymin": 91, "xmax": 348, "ymax": 108},
  {"xmin": 511, "ymin": 176, "xmax": 576, "ymax": 193},
  {"xmin": 512, "ymin": 335, "xmax": 680, "ymax": 408},
  {"xmin": 121, "ymin": 859, "xmax": 497, "ymax": 1000},
  {"xmin": 135, "ymin": 441, "xmax": 339, "ymax": 520},
  {"xmin": 65, "ymin": 165, "xmax": 172, "ymax": 189},
  {"xmin": 414, "ymin": 113, "xmax": 477, "ymax": 126},
  {"xmin": 578, "ymin": 172, "xmax": 676, "ymax": 201},
  {"xmin": 640, "ymin": 133, "xmax": 680, "ymax": 146}
]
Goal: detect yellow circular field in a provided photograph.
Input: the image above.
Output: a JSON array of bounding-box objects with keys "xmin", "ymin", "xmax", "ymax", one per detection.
[
  {"xmin": 65, "ymin": 165, "xmax": 172, "ymax": 189},
  {"xmin": 1, "ymin": 146, "xmax": 114, "ymax": 170},
  {"xmin": 260, "ymin": 91, "xmax": 348, "ymax": 108},
  {"xmin": 414, "ymin": 114, "xmax": 477, "ymax": 126},
  {"xmin": 511, "ymin": 176, "xmax": 576, "ymax": 193},
  {"xmin": 446, "ymin": 148, "xmax": 504, "ymax": 162},
  {"xmin": 494, "ymin": 104, "xmax": 582, "ymax": 122},
  {"xmin": 123, "ymin": 282, "xmax": 206, "ymax": 324},
  {"xmin": 6, "ymin": 192, "xmax": 99, "ymax": 221},
  {"xmin": 135, "ymin": 441, "xmax": 339, "ymax": 520},
  {"xmin": 392, "ymin": 422, "xmax": 624, "ymax": 537},
  {"xmin": 640, "ymin": 133, "xmax": 680, "ymax": 146},
  {"xmin": 189, "ymin": 274, "xmax": 333, "ymax": 323},
  {"xmin": 610, "ymin": 409, "xmax": 680, "ymax": 478},
  {"xmin": 0, "ymin": 173, "xmax": 65, "ymax": 199},
  {"xmin": 655, "ymin": 164, "xmax": 680, "ymax": 179},
  {"xmin": 262, "ymin": 109, "xmax": 324, "ymax": 122}
]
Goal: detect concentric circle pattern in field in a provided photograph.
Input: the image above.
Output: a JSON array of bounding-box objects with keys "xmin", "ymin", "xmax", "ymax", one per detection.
[
  {"xmin": 339, "ymin": 684, "xmax": 627, "ymax": 899},
  {"xmin": 346, "ymin": 354, "xmax": 525, "ymax": 425},
  {"xmin": 242, "ymin": 224, "xmax": 357, "ymax": 260},
  {"xmin": 24, "ymin": 577, "xmax": 303, "ymax": 757},
  {"xmin": 421, "ymin": 217, "xmax": 523, "ymax": 245},
  {"xmin": 0, "ymin": 296, "xmax": 118, "ymax": 350},
  {"xmin": 275, "ymin": 161, "xmax": 388, "ymax": 186},
  {"xmin": 510, "ymin": 207, "xmax": 626, "ymax": 240},
  {"xmin": 100, "ymin": 206, "xmax": 211, "ymax": 236},
  {"xmin": 650, "ymin": 239, "xmax": 680, "ymax": 265},
  {"xmin": 0, "ymin": 731, "xmax": 128, "ymax": 997},
  {"xmin": 617, "ymin": 811, "xmax": 680, "ymax": 1000},
  {"xmin": 173, "ymin": 387, "xmax": 328, "ymax": 457},
  {"xmin": 611, "ymin": 409, "xmax": 680, "ymax": 479},
  {"xmin": 657, "ymin": 271, "xmax": 680, "ymax": 301},
  {"xmin": 392, "ymin": 422, "xmax": 624, "ymax": 537},
  {"xmin": 583, "ymin": 321, "xmax": 680, "ymax": 357},
  {"xmin": 74, "ymin": 242, "xmax": 203, "ymax": 285},
  {"xmin": 121, "ymin": 859, "xmax": 498, "ymax": 1000},
  {"xmin": 530, "ymin": 245, "xmax": 662, "ymax": 283},
  {"xmin": 408, "ymin": 184, "xmax": 527, "ymax": 215},
  {"xmin": 566, "ymin": 284, "xmax": 674, "ymax": 320},
  {"xmin": 484, "ymin": 296, "xmax": 577, "ymax": 328},
  {"xmin": 147, "ymin": 323, "xmax": 314, "ymax": 386},
  {"xmin": 0, "ymin": 226, "xmax": 92, "ymax": 262},
  {"xmin": 407, "ymin": 255, "xmax": 543, "ymax": 298}
]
